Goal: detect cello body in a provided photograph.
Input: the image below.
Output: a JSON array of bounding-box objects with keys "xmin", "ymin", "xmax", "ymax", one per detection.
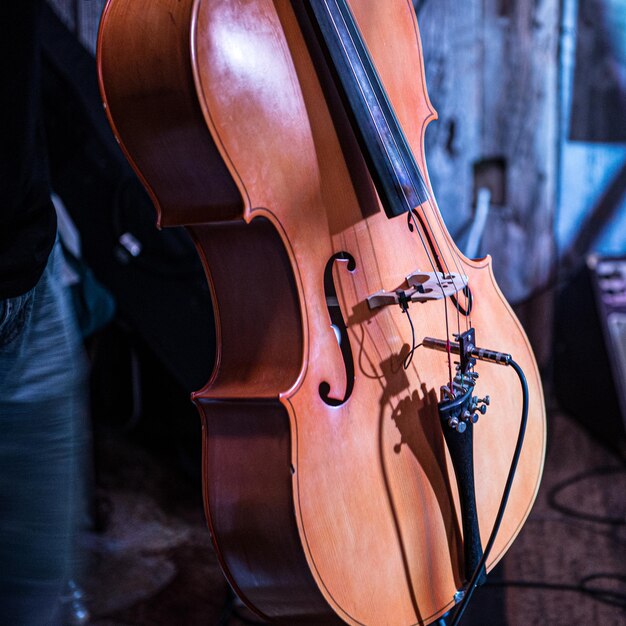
[{"xmin": 97, "ymin": 1, "xmax": 546, "ymax": 624}]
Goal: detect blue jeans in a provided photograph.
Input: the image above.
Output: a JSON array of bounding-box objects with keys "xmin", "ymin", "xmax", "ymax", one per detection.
[{"xmin": 0, "ymin": 241, "xmax": 88, "ymax": 625}]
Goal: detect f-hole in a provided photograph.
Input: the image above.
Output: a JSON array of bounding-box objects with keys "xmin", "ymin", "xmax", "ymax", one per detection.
[{"xmin": 320, "ymin": 252, "xmax": 356, "ymax": 406}]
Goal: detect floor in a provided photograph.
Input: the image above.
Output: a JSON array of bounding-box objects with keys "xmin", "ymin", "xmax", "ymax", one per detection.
[{"xmin": 83, "ymin": 408, "xmax": 625, "ymax": 626}]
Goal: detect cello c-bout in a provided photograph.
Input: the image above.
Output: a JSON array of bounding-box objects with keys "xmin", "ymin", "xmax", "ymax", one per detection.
[{"xmin": 97, "ymin": 1, "xmax": 546, "ymax": 624}]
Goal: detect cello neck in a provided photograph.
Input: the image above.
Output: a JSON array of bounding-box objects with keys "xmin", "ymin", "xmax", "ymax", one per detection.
[{"xmin": 300, "ymin": 0, "xmax": 430, "ymax": 219}]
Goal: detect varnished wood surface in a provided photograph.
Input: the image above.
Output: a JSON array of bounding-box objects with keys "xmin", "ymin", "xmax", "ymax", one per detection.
[
  {"xmin": 197, "ymin": 398, "xmax": 343, "ymax": 624},
  {"xmin": 97, "ymin": 0, "xmax": 242, "ymax": 227},
  {"xmin": 98, "ymin": 1, "xmax": 546, "ymax": 624}
]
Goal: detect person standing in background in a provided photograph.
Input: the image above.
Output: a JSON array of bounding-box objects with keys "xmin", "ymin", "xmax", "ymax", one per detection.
[{"xmin": 0, "ymin": 2, "xmax": 88, "ymax": 624}]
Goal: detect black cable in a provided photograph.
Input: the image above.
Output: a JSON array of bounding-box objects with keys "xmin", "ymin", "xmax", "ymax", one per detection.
[
  {"xmin": 548, "ymin": 466, "xmax": 626, "ymax": 526},
  {"xmin": 400, "ymin": 301, "xmax": 420, "ymax": 369},
  {"xmin": 491, "ymin": 466, "xmax": 626, "ymax": 613},
  {"xmin": 580, "ymin": 573, "xmax": 626, "ymax": 609},
  {"xmin": 449, "ymin": 358, "xmax": 529, "ymax": 626},
  {"xmin": 484, "ymin": 573, "xmax": 626, "ymax": 610},
  {"xmin": 473, "ymin": 444, "xmax": 626, "ymax": 616}
]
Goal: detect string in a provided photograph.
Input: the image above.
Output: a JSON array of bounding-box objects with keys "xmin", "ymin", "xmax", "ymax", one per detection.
[
  {"xmin": 328, "ymin": 0, "xmax": 472, "ymax": 333},
  {"xmin": 323, "ymin": 0, "xmax": 468, "ymax": 390},
  {"xmin": 411, "ymin": 202, "xmax": 466, "ymax": 337},
  {"xmin": 327, "ymin": 1, "xmax": 468, "ymax": 357},
  {"xmin": 423, "ymin": 194, "xmax": 473, "ymax": 330},
  {"xmin": 420, "ymin": 196, "xmax": 468, "ymax": 334},
  {"xmin": 345, "ymin": 227, "xmax": 421, "ymax": 382},
  {"xmin": 408, "ymin": 209, "xmax": 454, "ymax": 393},
  {"xmin": 360, "ymin": 222, "xmax": 424, "ymax": 379}
]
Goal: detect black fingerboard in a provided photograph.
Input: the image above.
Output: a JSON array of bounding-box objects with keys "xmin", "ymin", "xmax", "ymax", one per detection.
[{"xmin": 298, "ymin": 0, "xmax": 429, "ymax": 218}]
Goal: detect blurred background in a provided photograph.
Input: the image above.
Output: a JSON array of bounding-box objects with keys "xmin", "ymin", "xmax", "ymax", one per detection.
[{"xmin": 36, "ymin": 0, "xmax": 626, "ymax": 624}]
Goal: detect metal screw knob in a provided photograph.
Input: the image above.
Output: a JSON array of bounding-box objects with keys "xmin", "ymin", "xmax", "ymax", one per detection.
[{"xmin": 447, "ymin": 417, "xmax": 467, "ymax": 433}]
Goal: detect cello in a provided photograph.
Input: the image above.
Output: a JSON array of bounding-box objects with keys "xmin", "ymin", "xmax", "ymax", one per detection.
[{"xmin": 97, "ymin": 1, "xmax": 546, "ymax": 624}]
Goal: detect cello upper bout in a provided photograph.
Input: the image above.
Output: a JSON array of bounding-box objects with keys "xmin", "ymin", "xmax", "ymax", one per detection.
[{"xmin": 97, "ymin": 0, "xmax": 243, "ymax": 228}]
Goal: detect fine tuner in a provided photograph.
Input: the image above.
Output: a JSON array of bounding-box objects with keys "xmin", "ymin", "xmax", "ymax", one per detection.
[
  {"xmin": 422, "ymin": 328, "xmax": 506, "ymax": 431},
  {"xmin": 438, "ymin": 374, "xmax": 491, "ymax": 433}
]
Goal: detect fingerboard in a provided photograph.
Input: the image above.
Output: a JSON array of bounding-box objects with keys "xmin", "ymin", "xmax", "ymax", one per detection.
[{"xmin": 300, "ymin": 0, "xmax": 429, "ymax": 218}]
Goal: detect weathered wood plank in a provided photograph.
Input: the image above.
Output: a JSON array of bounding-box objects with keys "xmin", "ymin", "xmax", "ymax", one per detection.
[
  {"xmin": 559, "ymin": 0, "xmax": 626, "ymax": 265},
  {"xmin": 419, "ymin": 0, "xmax": 559, "ymax": 363}
]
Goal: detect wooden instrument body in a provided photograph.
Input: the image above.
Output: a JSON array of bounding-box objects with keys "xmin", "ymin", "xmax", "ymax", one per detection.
[{"xmin": 98, "ymin": 1, "xmax": 546, "ymax": 624}]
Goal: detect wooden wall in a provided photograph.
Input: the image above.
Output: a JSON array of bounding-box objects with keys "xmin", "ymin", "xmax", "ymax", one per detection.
[
  {"xmin": 47, "ymin": 0, "xmax": 561, "ymax": 364},
  {"xmin": 418, "ymin": 0, "xmax": 559, "ymax": 365},
  {"xmin": 558, "ymin": 0, "xmax": 626, "ymax": 267}
]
